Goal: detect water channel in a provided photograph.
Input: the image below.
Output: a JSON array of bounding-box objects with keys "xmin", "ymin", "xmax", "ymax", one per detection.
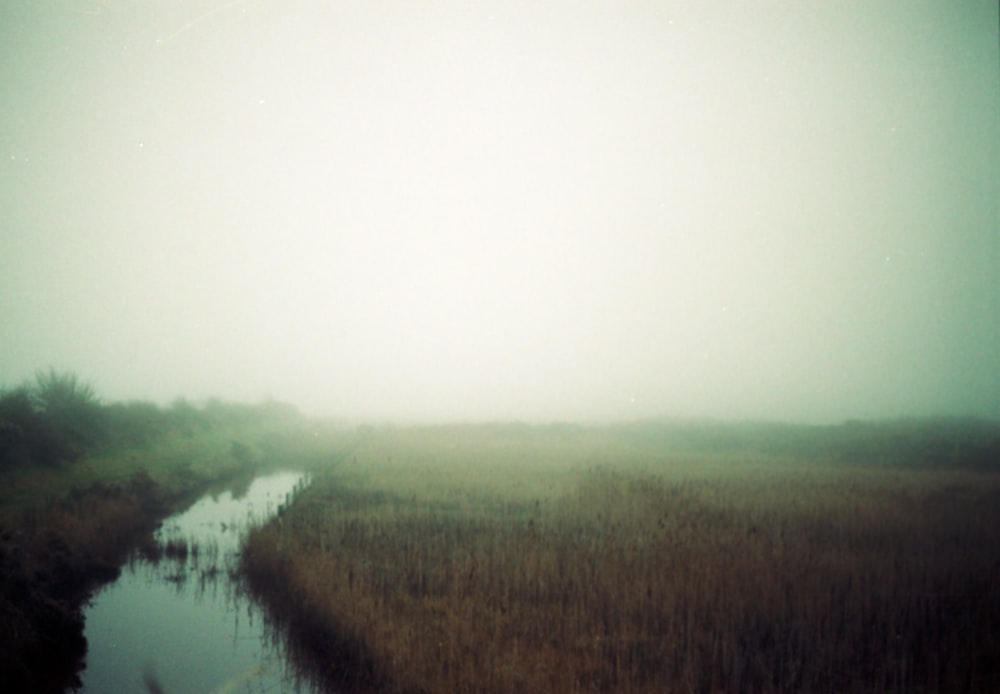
[{"xmin": 79, "ymin": 471, "xmax": 323, "ymax": 693}]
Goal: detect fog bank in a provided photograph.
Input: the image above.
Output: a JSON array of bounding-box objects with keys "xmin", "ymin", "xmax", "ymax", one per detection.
[{"xmin": 2, "ymin": 1, "xmax": 997, "ymax": 422}]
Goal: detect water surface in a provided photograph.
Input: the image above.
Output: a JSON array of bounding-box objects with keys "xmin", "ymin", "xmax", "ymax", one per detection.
[{"xmin": 80, "ymin": 471, "xmax": 321, "ymax": 693}]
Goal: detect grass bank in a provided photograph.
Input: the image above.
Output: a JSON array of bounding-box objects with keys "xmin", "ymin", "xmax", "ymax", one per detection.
[{"xmin": 241, "ymin": 422, "xmax": 1000, "ymax": 693}]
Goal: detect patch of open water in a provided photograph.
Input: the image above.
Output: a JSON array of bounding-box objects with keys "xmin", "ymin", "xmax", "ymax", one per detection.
[{"xmin": 79, "ymin": 471, "xmax": 323, "ymax": 693}]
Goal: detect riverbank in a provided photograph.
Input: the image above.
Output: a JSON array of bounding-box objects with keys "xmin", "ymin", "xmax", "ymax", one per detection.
[
  {"xmin": 241, "ymin": 421, "xmax": 1000, "ymax": 693},
  {"xmin": 0, "ymin": 419, "xmax": 351, "ymax": 692},
  {"xmin": 1, "ymin": 470, "xmax": 176, "ymax": 692}
]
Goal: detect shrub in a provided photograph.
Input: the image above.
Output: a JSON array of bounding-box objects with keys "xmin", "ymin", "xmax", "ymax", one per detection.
[
  {"xmin": 0, "ymin": 386, "xmax": 35, "ymax": 469},
  {"xmin": 0, "ymin": 370, "xmax": 104, "ymax": 468},
  {"xmin": 29, "ymin": 369, "xmax": 104, "ymax": 465},
  {"xmin": 102, "ymin": 401, "xmax": 169, "ymax": 448}
]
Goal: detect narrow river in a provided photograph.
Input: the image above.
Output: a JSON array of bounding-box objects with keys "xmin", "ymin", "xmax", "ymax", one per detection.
[{"xmin": 80, "ymin": 471, "xmax": 322, "ymax": 693}]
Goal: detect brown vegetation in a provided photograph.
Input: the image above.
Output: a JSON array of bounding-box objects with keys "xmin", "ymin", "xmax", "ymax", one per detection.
[
  {"xmin": 242, "ymin": 424, "xmax": 1000, "ymax": 693},
  {"xmin": 0, "ymin": 472, "xmax": 169, "ymax": 692}
]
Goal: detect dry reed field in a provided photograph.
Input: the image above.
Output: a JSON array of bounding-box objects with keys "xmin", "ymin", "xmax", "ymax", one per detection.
[{"xmin": 241, "ymin": 424, "xmax": 1000, "ymax": 693}]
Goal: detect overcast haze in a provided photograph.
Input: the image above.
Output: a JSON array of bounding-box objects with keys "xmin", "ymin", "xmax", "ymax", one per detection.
[{"xmin": 2, "ymin": 1, "xmax": 997, "ymax": 423}]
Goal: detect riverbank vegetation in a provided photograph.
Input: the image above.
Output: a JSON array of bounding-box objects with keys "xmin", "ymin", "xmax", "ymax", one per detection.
[
  {"xmin": 0, "ymin": 369, "xmax": 313, "ymax": 511},
  {"xmin": 242, "ymin": 420, "xmax": 1000, "ymax": 693},
  {"xmin": 0, "ymin": 370, "xmax": 343, "ymax": 692}
]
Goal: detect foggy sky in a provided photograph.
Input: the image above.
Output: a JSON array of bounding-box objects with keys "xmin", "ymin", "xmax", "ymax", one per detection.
[{"xmin": 1, "ymin": 1, "xmax": 997, "ymax": 423}]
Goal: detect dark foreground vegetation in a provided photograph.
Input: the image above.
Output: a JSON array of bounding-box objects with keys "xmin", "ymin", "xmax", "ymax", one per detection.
[
  {"xmin": 0, "ymin": 370, "xmax": 327, "ymax": 692},
  {"xmin": 243, "ymin": 420, "xmax": 1000, "ymax": 693}
]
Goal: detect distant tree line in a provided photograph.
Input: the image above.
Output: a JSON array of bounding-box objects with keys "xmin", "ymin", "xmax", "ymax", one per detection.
[
  {"xmin": 620, "ymin": 417, "xmax": 1000, "ymax": 470},
  {"xmin": 0, "ymin": 369, "xmax": 302, "ymax": 470}
]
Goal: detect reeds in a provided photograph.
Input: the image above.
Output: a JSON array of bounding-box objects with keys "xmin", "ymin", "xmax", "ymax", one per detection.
[{"xmin": 242, "ymin": 429, "xmax": 1000, "ymax": 693}]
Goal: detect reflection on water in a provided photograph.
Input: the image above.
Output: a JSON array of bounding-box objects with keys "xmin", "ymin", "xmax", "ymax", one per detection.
[{"xmin": 80, "ymin": 471, "xmax": 322, "ymax": 694}]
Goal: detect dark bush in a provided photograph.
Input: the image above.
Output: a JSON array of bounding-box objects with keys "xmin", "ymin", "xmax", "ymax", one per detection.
[
  {"xmin": 102, "ymin": 401, "xmax": 168, "ymax": 448},
  {"xmin": 167, "ymin": 398, "xmax": 204, "ymax": 437},
  {"xmin": 0, "ymin": 371, "xmax": 104, "ymax": 468},
  {"xmin": 0, "ymin": 386, "xmax": 35, "ymax": 469},
  {"xmin": 30, "ymin": 370, "xmax": 104, "ymax": 465}
]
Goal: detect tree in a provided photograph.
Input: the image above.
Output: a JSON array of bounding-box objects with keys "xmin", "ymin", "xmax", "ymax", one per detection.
[
  {"xmin": 29, "ymin": 369, "xmax": 104, "ymax": 465},
  {"xmin": 32, "ymin": 368, "xmax": 99, "ymax": 415},
  {"xmin": 0, "ymin": 385, "xmax": 35, "ymax": 469}
]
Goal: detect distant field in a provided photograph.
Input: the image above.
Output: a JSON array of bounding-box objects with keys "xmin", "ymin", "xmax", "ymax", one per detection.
[{"xmin": 242, "ymin": 420, "xmax": 1000, "ymax": 693}]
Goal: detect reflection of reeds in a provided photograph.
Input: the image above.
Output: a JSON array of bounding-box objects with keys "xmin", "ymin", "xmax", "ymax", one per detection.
[
  {"xmin": 162, "ymin": 537, "xmax": 190, "ymax": 561},
  {"xmin": 142, "ymin": 666, "xmax": 166, "ymax": 694},
  {"xmin": 134, "ymin": 533, "xmax": 237, "ymax": 598},
  {"xmin": 242, "ymin": 449, "xmax": 1000, "ymax": 693}
]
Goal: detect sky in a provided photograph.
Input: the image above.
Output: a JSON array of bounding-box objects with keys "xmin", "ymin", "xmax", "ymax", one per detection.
[{"xmin": 1, "ymin": 1, "xmax": 997, "ymax": 423}]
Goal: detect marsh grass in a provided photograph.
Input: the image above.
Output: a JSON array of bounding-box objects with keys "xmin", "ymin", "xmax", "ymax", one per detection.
[{"xmin": 242, "ymin": 425, "xmax": 1000, "ymax": 693}]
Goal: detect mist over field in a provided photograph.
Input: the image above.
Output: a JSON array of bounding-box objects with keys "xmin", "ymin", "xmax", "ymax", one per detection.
[{"xmin": 1, "ymin": 1, "xmax": 997, "ymax": 423}]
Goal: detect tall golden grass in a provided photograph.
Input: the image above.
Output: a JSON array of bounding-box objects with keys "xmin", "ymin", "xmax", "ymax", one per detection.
[{"xmin": 242, "ymin": 426, "xmax": 1000, "ymax": 693}]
